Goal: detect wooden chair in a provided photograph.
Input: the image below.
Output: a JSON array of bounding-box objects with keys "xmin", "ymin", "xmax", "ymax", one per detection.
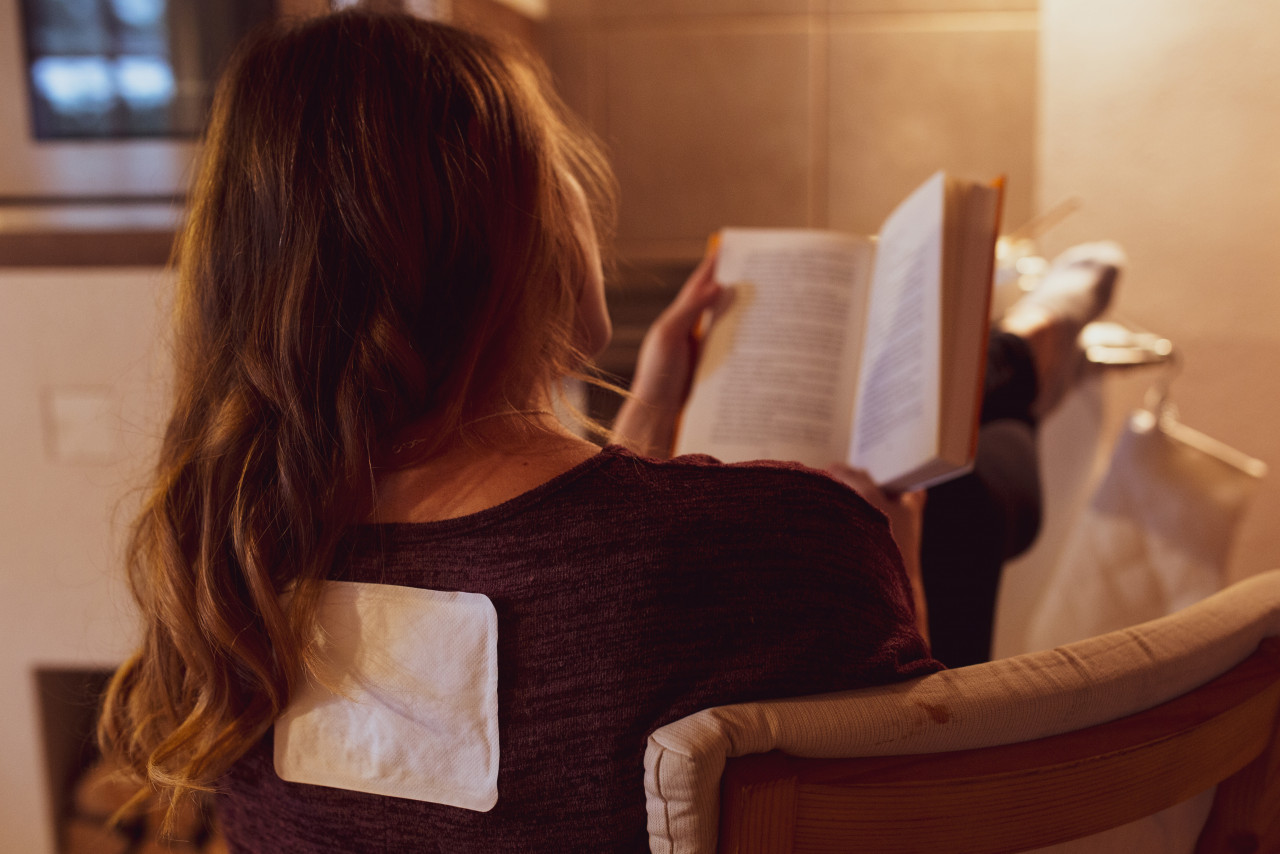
[{"xmin": 645, "ymin": 570, "xmax": 1280, "ymax": 854}]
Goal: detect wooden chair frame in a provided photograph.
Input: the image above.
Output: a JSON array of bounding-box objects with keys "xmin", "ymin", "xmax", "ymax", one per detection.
[{"xmin": 718, "ymin": 637, "xmax": 1280, "ymax": 854}]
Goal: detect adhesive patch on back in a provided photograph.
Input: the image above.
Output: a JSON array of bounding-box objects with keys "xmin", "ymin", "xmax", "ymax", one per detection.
[{"xmin": 274, "ymin": 581, "xmax": 499, "ymax": 811}]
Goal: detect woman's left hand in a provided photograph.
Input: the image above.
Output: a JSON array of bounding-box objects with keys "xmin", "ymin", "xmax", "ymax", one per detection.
[{"xmin": 613, "ymin": 247, "xmax": 724, "ymax": 457}]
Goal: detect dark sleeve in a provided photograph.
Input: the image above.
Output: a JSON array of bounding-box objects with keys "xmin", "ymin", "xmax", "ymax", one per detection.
[{"xmin": 616, "ymin": 460, "xmax": 943, "ymax": 729}]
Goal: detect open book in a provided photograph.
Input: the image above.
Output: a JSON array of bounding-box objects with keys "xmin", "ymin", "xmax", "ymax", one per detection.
[{"xmin": 673, "ymin": 171, "xmax": 1002, "ymax": 491}]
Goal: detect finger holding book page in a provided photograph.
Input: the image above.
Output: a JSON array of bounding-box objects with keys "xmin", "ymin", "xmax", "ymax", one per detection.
[
  {"xmin": 614, "ymin": 246, "xmax": 727, "ymax": 457},
  {"xmin": 829, "ymin": 464, "xmax": 929, "ymax": 643}
]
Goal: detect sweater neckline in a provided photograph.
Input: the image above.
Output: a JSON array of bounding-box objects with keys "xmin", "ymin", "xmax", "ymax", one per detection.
[{"xmin": 352, "ymin": 444, "xmax": 631, "ymax": 540}]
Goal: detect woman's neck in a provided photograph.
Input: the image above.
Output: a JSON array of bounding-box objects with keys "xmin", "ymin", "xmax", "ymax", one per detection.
[{"xmin": 369, "ymin": 409, "xmax": 601, "ymax": 524}]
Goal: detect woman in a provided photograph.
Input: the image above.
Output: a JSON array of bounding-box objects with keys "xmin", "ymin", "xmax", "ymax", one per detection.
[{"xmin": 99, "ymin": 11, "xmax": 936, "ymax": 851}]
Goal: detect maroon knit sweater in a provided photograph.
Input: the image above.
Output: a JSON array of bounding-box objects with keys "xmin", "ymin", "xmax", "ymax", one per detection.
[{"xmin": 216, "ymin": 446, "xmax": 940, "ymax": 852}]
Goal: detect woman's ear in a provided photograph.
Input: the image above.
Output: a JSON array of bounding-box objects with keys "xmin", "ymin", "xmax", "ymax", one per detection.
[
  {"xmin": 574, "ymin": 261, "xmax": 611, "ymax": 359},
  {"xmin": 565, "ymin": 172, "xmax": 612, "ymax": 358}
]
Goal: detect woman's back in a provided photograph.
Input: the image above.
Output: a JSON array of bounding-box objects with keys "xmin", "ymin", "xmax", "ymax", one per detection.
[
  {"xmin": 216, "ymin": 447, "xmax": 935, "ymax": 851},
  {"xmin": 96, "ymin": 12, "xmax": 935, "ymax": 850}
]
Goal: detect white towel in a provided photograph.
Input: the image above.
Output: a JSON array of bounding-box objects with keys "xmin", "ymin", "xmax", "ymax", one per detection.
[{"xmin": 1027, "ymin": 408, "xmax": 1265, "ymax": 652}]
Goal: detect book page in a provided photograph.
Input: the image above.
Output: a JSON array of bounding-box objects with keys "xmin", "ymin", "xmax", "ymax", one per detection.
[
  {"xmin": 849, "ymin": 173, "xmax": 946, "ymax": 487},
  {"xmin": 674, "ymin": 229, "xmax": 874, "ymax": 469}
]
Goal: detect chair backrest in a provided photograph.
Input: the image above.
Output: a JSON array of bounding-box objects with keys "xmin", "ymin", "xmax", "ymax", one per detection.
[
  {"xmin": 645, "ymin": 569, "xmax": 1280, "ymax": 854},
  {"xmin": 717, "ymin": 638, "xmax": 1280, "ymax": 853}
]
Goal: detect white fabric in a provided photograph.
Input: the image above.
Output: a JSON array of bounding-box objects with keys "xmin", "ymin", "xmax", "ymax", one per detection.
[
  {"xmin": 1027, "ymin": 409, "xmax": 1266, "ymax": 652},
  {"xmin": 1020, "ymin": 789, "xmax": 1215, "ymax": 854},
  {"xmin": 274, "ymin": 581, "xmax": 499, "ymax": 811},
  {"xmin": 1018, "ymin": 410, "xmax": 1266, "ymax": 854},
  {"xmin": 645, "ymin": 570, "xmax": 1280, "ymax": 854}
]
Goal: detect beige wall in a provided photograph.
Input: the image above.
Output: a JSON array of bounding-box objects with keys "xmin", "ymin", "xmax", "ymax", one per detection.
[
  {"xmin": 542, "ymin": 0, "xmax": 1038, "ymax": 262},
  {"xmin": 0, "ymin": 267, "xmax": 167, "ymax": 854},
  {"xmin": 1037, "ymin": 0, "xmax": 1280, "ymax": 583}
]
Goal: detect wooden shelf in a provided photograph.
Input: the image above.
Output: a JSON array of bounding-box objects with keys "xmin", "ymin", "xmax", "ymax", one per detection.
[
  {"xmin": 0, "ymin": 228, "xmax": 173, "ymax": 267},
  {"xmin": 0, "ymin": 202, "xmax": 179, "ymax": 267}
]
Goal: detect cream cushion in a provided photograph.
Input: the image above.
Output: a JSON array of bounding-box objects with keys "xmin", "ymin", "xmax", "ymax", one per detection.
[{"xmin": 645, "ymin": 569, "xmax": 1280, "ymax": 853}]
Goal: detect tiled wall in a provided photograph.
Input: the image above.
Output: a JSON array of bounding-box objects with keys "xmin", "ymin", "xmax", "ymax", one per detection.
[
  {"xmin": 542, "ymin": 0, "xmax": 1038, "ymax": 263},
  {"xmin": 1036, "ymin": 0, "xmax": 1280, "ymax": 585}
]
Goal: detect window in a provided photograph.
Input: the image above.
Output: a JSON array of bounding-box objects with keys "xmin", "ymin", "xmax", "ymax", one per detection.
[{"xmin": 20, "ymin": 0, "xmax": 273, "ymax": 139}]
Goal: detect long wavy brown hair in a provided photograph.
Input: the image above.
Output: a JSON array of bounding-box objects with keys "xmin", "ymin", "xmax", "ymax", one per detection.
[{"xmin": 98, "ymin": 9, "xmax": 615, "ymax": 819}]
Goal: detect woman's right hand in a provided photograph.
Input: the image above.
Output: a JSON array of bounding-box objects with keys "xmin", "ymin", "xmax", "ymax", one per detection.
[
  {"xmin": 828, "ymin": 464, "xmax": 930, "ymax": 643},
  {"xmin": 612, "ymin": 247, "xmax": 724, "ymax": 458}
]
